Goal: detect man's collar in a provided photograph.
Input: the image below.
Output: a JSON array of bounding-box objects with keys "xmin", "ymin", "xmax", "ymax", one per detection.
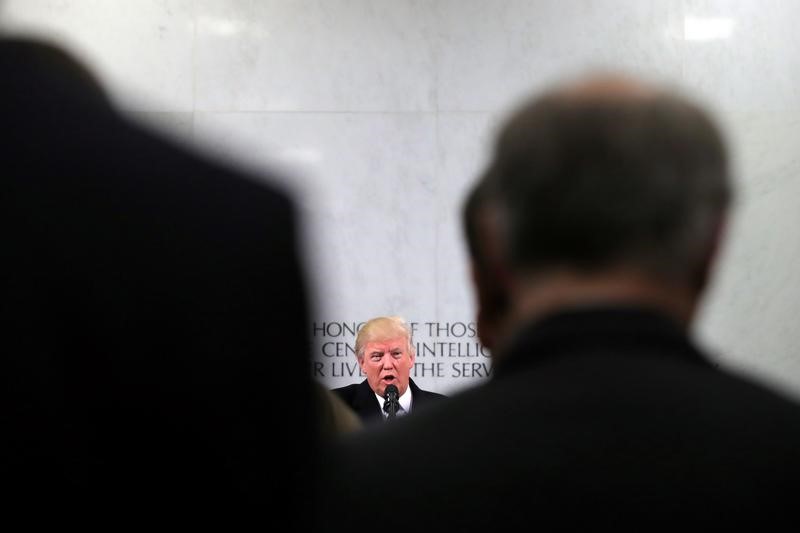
[{"xmin": 492, "ymin": 305, "xmax": 703, "ymax": 379}]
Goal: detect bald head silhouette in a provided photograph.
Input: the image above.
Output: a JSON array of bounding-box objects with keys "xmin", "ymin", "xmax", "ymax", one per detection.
[{"xmin": 465, "ymin": 73, "xmax": 730, "ymax": 351}]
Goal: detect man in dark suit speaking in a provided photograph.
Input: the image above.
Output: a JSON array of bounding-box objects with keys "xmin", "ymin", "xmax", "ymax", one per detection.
[
  {"xmin": 321, "ymin": 74, "xmax": 800, "ymax": 529},
  {"xmin": 333, "ymin": 316, "xmax": 445, "ymax": 424}
]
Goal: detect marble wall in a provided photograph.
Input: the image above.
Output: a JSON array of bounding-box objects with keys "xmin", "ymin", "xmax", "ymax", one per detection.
[{"xmin": 3, "ymin": 0, "xmax": 800, "ymax": 397}]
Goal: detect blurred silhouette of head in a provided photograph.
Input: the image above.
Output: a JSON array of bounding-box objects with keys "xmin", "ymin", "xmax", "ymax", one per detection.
[
  {"xmin": 465, "ymin": 74, "xmax": 731, "ymax": 351},
  {"xmin": 0, "ymin": 36, "xmax": 109, "ymax": 104},
  {"xmin": 463, "ymin": 179, "xmax": 509, "ymax": 352}
]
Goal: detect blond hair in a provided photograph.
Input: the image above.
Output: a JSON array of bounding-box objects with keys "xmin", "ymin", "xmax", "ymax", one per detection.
[{"xmin": 355, "ymin": 316, "xmax": 414, "ymax": 359}]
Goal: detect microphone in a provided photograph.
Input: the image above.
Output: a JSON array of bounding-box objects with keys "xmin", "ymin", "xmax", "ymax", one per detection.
[{"xmin": 383, "ymin": 384, "xmax": 400, "ymax": 420}]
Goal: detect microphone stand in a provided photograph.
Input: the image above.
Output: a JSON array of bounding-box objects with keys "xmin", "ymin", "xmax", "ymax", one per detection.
[{"xmin": 384, "ymin": 386, "xmax": 400, "ymax": 420}]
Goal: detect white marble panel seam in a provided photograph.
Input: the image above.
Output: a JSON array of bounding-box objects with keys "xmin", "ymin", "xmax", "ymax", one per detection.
[
  {"xmin": 434, "ymin": 110, "xmax": 441, "ymax": 318},
  {"xmin": 191, "ymin": 0, "xmax": 198, "ymax": 114},
  {"xmin": 190, "ymin": 110, "xmax": 439, "ymax": 115},
  {"xmin": 433, "ymin": 12, "xmax": 441, "ymax": 320}
]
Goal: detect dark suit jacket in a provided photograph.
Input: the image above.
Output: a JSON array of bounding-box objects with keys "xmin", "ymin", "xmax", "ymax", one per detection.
[
  {"xmin": 332, "ymin": 378, "xmax": 446, "ymax": 425},
  {"xmin": 322, "ymin": 307, "xmax": 800, "ymax": 529},
  {"xmin": 0, "ymin": 39, "xmax": 312, "ymax": 525}
]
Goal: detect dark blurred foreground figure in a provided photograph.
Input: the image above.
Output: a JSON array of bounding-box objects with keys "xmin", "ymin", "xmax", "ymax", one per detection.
[
  {"xmin": 0, "ymin": 38, "xmax": 312, "ymax": 526},
  {"xmin": 321, "ymin": 75, "xmax": 800, "ymax": 529},
  {"xmin": 314, "ymin": 381, "xmax": 362, "ymax": 439}
]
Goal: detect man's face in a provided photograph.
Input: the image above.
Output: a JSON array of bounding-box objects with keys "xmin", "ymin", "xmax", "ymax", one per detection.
[{"xmin": 358, "ymin": 336, "xmax": 415, "ymax": 398}]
